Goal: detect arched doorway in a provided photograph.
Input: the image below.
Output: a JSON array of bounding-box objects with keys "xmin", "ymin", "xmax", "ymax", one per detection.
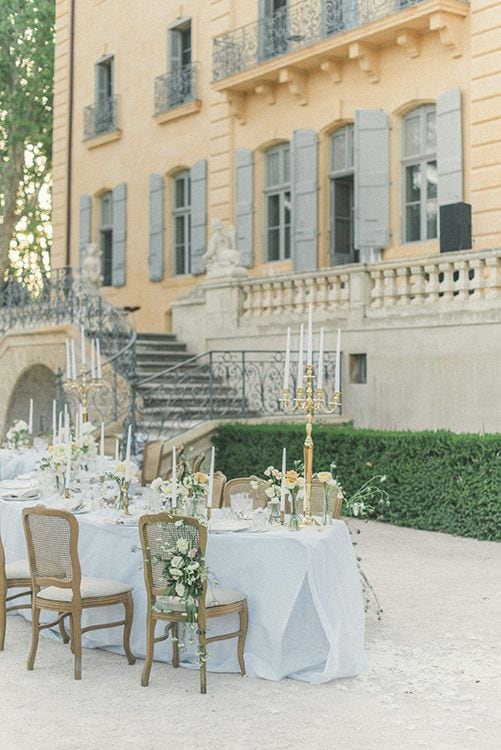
[{"xmin": 4, "ymin": 365, "xmax": 56, "ymax": 436}]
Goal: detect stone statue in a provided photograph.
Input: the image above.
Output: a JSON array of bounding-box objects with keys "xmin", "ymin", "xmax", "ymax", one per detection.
[
  {"xmin": 203, "ymin": 218, "xmax": 247, "ymax": 278},
  {"xmin": 81, "ymin": 243, "xmax": 103, "ymax": 288}
]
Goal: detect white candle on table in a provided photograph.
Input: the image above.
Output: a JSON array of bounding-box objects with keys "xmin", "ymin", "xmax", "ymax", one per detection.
[
  {"xmin": 28, "ymin": 399, "xmax": 33, "ymax": 434},
  {"xmin": 80, "ymin": 325, "xmax": 86, "ymax": 366},
  {"xmin": 96, "ymin": 339, "xmax": 102, "ymax": 379},
  {"xmin": 207, "ymin": 446, "xmax": 215, "ymax": 508},
  {"xmin": 283, "ymin": 327, "xmax": 291, "ymax": 391},
  {"xmin": 58, "ymin": 411, "xmax": 62, "ymax": 443},
  {"xmin": 100, "ymin": 422, "xmax": 105, "ymax": 475},
  {"xmin": 71, "ymin": 340, "xmax": 77, "ymax": 380},
  {"xmin": 79, "ymin": 405, "xmax": 84, "ymax": 444},
  {"xmin": 280, "ymin": 447, "xmax": 287, "ymax": 512},
  {"xmin": 65, "ymin": 339, "xmax": 71, "ymax": 380},
  {"xmin": 52, "ymin": 400, "xmax": 57, "ymax": 441},
  {"xmin": 317, "ymin": 327, "xmax": 325, "ymax": 391},
  {"xmin": 172, "ymin": 445, "xmax": 177, "ymax": 508},
  {"xmin": 297, "ymin": 324, "xmax": 304, "ymax": 389},
  {"xmin": 125, "ymin": 425, "xmax": 131, "ymax": 482},
  {"xmin": 306, "ymin": 302, "xmax": 313, "ymax": 366},
  {"xmin": 90, "ymin": 340, "xmax": 96, "ymax": 379},
  {"xmin": 115, "ymin": 439, "xmax": 119, "ymax": 461},
  {"xmin": 335, "ymin": 329, "xmax": 341, "ymax": 393},
  {"xmin": 65, "ymin": 441, "xmax": 71, "ymax": 489}
]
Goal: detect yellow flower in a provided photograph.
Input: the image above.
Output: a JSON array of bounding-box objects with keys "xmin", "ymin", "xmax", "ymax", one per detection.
[
  {"xmin": 285, "ymin": 469, "xmax": 298, "ymax": 483},
  {"xmin": 317, "ymin": 471, "xmax": 332, "ymax": 483},
  {"xmin": 195, "ymin": 472, "xmax": 208, "ymax": 484}
]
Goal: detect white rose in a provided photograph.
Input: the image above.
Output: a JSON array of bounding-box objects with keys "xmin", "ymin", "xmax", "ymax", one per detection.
[
  {"xmin": 15, "ymin": 420, "xmax": 28, "ymax": 431},
  {"xmin": 175, "ymin": 583, "xmax": 185, "ymax": 597},
  {"xmin": 151, "ymin": 477, "xmax": 163, "ymax": 491},
  {"xmin": 265, "ymin": 486, "xmax": 276, "ymax": 499},
  {"xmin": 171, "ymin": 555, "xmax": 184, "ymax": 568},
  {"xmin": 176, "ymin": 539, "xmax": 189, "ymax": 554}
]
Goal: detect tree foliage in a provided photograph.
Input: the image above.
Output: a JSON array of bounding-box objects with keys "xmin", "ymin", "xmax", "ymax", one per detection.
[{"xmin": 0, "ymin": 0, "xmax": 55, "ymax": 280}]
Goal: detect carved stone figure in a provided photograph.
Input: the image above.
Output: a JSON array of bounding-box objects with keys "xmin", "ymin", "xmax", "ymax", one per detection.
[
  {"xmin": 203, "ymin": 219, "xmax": 247, "ymax": 278},
  {"xmin": 81, "ymin": 243, "xmax": 103, "ymax": 288}
]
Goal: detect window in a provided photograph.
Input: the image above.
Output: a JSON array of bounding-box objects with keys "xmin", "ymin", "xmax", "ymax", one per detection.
[
  {"xmin": 329, "ymin": 125, "xmax": 356, "ymax": 265},
  {"xmin": 99, "ymin": 192, "xmax": 113, "ymax": 286},
  {"xmin": 94, "ymin": 56, "xmax": 115, "ymax": 134},
  {"xmin": 402, "ymin": 105, "xmax": 437, "ymax": 243},
  {"xmin": 264, "ymin": 143, "xmax": 291, "ymax": 262},
  {"xmin": 169, "ymin": 21, "xmax": 193, "ymax": 107},
  {"xmin": 173, "ymin": 171, "xmax": 191, "ymax": 275},
  {"xmin": 261, "ymin": 0, "xmax": 289, "ymax": 60},
  {"xmin": 349, "ymin": 354, "xmax": 367, "ymax": 384}
]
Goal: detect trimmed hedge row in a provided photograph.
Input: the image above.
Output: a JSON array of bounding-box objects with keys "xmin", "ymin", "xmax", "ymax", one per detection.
[{"xmin": 212, "ymin": 424, "xmax": 501, "ymax": 541}]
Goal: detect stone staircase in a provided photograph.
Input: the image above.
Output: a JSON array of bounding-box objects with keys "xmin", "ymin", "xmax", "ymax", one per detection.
[{"xmin": 135, "ymin": 333, "xmax": 242, "ymax": 438}]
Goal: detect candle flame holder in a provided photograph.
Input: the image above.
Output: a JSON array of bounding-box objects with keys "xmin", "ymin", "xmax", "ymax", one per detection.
[{"xmin": 281, "ymin": 364, "xmax": 340, "ymax": 526}]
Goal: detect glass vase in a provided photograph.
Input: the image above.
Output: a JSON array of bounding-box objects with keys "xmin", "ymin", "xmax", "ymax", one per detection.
[
  {"xmin": 115, "ymin": 483, "xmax": 126, "ymax": 511},
  {"xmin": 288, "ymin": 491, "xmax": 301, "ymax": 531},
  {"xmin": 268, "ymin": 499, "xmax": 281, "ymax": 525},
  {"xmin": 322, "ymin": 485, "xmax": 333, "ymax": 526}
]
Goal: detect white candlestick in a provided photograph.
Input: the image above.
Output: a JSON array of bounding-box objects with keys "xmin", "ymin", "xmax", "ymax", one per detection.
[
  {"xmin": 52, "ymin": 400, "xmax": 57, "ymax": 440},
  {"xmin": 96, "ymin": 339, "xmax": 102, "ymax": 379},
  {"xmin": 317, "ymin": 327, "xmax": 325, "ymax": 391},
  {"xmin": 64, "ymin": 405, "xmax": 69, "ymax": 435},
  {"xmin": 80, "ymin": 325, "xmax": 86, "ymax": 366},
  {"xmin": 79, "ymin": 405, "xmax": 84, "ymax": 445},
  {"xmin": 28, "ymin": 399, "xmax": 33, "ymax": 434},
  {"xmin": 125, "ymin": 425, "xmax": 131, "ymax": 482},
  {"xmin": 65, "ymin": 339, "xmax": 71, "ymax": 380},
  {"xmin": 306, "ymin": 303, "xmax": 313, "ymax": 366},
  {"xmin": 297, "ymin": 324, "xmax": 304, "ymax": 389},
  {"xmin": 66, "ymin": 441, "xmax": 71, "ymax": 489},
  {"xmin": 207, "ymin": 446, "xmax": 215, "ymax": 508},
  {"xmin": 283, "ymin": 327, "xmax": 291, "ymax": 391},
  {"xmin": 280, "ymin": 447, "xmax": 287, "ymax": 512},
  {"xmin": 71, "ymin": 340, "xmax": 77, "ymax": 380},
  {"xmin": 335, "ymin": 329, "xmax": 341, "ymax": 393},
  {"xmin": 115, "ymin": 439, "xmax": 119, "ymax": 462},
  {"xmin": 90, "ymin": 340, "xmax": 96, "ymax": 379},
  {"xmin": 172, "ymin": 446, "xmax": 177, "ymax": 508},
  {"xmin": 57, "ymin": 411, "xmax": 63, "ymax": 443},
  {"xmin": 100, "ymin": 422, "xmax": 105, "ymax": 475}
]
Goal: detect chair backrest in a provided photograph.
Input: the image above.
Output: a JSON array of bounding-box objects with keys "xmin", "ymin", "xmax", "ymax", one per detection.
[
  {"xmin": 211, "ymin": 471, "xmax": 226, "ymax": 508},
  {"xmin": 22, "ymin": 507, "xmax": 81, "ymax": 595},
  {"xmin": 141, "ymin": 440, "xmax": 164, "ymax": 485},
  {"xmin": 191, "ymin": 452, "xmax": 205, "ymax": 473},
  {"xmin": 0, "ymin": 534, "xmax": 5, "ymax": 589},
  {"xmin": 223, "ymin": 476, "xmax": 268, "ymax": 509},
  {"xmin": 139, "ymin": 513, "xmax": 207, "ymax": 599},
  {"xmin": 293, "ymin": 479, "xmax": 343, "ymax": 518}
]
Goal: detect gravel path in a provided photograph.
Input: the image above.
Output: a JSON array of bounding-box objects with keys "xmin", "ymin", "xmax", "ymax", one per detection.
[{"xmin": 1, "ymin": 520, "xmax": 499, "ymax": 750}]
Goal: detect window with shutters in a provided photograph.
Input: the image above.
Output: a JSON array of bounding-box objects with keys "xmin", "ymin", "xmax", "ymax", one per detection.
[
  {"xmin": 99, "ymin": 192, "xmax": 113, "ymax": 287},
  {"xmin": 260, "ymin": 0, "xmax": 289, "ymax": 60},
  {"xmin": 329, "ymin": 125, "xmax": 357, "ymax": 265},
  {"xmin": 173, "ymin": 171, "xmax": 191, "ymax": 275},
  {"xmin": 264, "ymin": 143, "xmax": 291, "ymax": 262},
  {"xmin": 168, "ymin": 21, "xmax": 193, "ymax": 107},
  {"xmin": 402, "ymin": 105, "xmax": 437, "ymax": 243}
]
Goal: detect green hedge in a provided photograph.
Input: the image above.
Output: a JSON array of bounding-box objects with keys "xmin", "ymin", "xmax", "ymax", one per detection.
[{"xmin": 212, "ymin": 424, "xmax": 501, "ymax": 541}]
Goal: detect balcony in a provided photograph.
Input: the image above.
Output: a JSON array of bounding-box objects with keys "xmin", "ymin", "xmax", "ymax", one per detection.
[
  {"xmin": 154, "ymin": 63, "xmax": 201, "ymax": 123},
  {"xmin": 212, "ymin": 0, "xmax": 469, "ymax": 95},
  {"xmin": 83, "ymin": 96, "xmax": 120, "ymax": 144}
]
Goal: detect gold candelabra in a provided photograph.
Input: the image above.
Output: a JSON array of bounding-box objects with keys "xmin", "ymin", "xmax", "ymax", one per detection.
[
  {"xmin": 281, "ymin": 364, "xmax": 340, "ymax": 526},
  {"xmin": 123, "ymin": 481, "xmax": 131, "ymax": 516},
  {"xmin": 64, "ymin": 366, "xmax": 104, "ymax": 422}
]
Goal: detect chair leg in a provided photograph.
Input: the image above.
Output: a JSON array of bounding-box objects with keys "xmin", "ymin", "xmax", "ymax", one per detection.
[
  {"xmin": 0, "ymin": 587, "xmax": 6, "ymax": 651},
  {"xmin": 123, "ymin": 593, "xmax": 136, "ymax": 665},
  {"xmin": 27, "ymin": 604, "xmax": 40, "ymax": 671},
  {"xmin": 172, "ymin": 622, "xmax": 180, "ymax": 668},
  {"xmin": 71, "ymin": 609, "xmax": 82, "ymax": 680},
  {"xmin": 237, "ymin": 601, "xmax": 248, "ymax": 677},
  {"xmin": 198, "ymin": 614, "xmax": 207, "ymax": 694},
  {"xmin": 141, "ymin": 613, "xmax": 155, "ymax": 687},
  {"xmin": 58, "ymin": 612, "xmax": 70, "ymax": 644}
]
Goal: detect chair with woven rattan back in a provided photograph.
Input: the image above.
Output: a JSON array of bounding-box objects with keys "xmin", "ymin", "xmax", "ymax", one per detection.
[
  {"xmin": 191, "ymin": 452, "xmax": 205, "ymax": 473},
  {"xmin": 0, "ymin": 533, "xmax": 31, "ymax": 650},
  {"xmin": 139, "ymin": 512, "xmax": 248, "ymax": 694},
  {"xmin": 222, "ymin": 477, "xmax": 268, "ymax": 510},
  {"xmin": 141, "ymin": 440, "xmax": 164, "ymax": 485},
  {"xmin": 210, "ymin": 471, "xmax": 226, "ymax": 508},
  {"xmin": 22, "ymin": 506, "xmax": 136, "ymax": 680},
  {"xmin": 293, "ymin": 479, "xmax": 343, "ymax": 519}
]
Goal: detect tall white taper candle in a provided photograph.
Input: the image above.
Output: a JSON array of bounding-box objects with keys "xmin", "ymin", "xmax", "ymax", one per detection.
[
  {"xmin": 317, "ymin": 327, "xmax": 325, "ymax": 391},
  {"xmin": 65, "ymin": 339, "xmax": 71, "ymax": 379},
  {"xmin": 283, "ymin": 327, "xmax": 291, "ymax": 391},
  {"xmin": 71, "ymin": 340, "xmax": 77, "ymax": 380},
  {"xmin": 100, "ymin": 422, "xmax": 105, "ymax": 475},
  {"xmin": 297, "ymin": 324, "xmax": 304, "ymax": 389},
  {"xmin": 90, "ymin": 340, "xmax": 96, "ymax": 379},
  {"xmin": 207, "ymin": 446, "xmax": 215, "ymax": 508},
  {"xmin": 280, "ymin": 447, "xmax": 287, "ymax": 512},
  {"xmin": 335, "ymin": 329, "xmax": 341, "ymax": 393},
  {"xmin": 52, "ymin": 400, "xmax": 57, "ymax": 440},
  {"xmin": 306, "ymin": 302, "xmax": 313, "ymax": 366},
  {"xmin": 96, "ymin": 339, "xmax": 102, "ymax": 379},
  {"xmin": 80, "ymin": 325, "xmax": 86, "ymax": 366},
  {"xmin": 172, "ymin": 445, "xmax": 177, "ymax": 508},
  {"xmin": 125, "ymin": 425, "xmax": 131, "ymax": 482},
  {"xmin": 65, "ymin": 441, "xmax": 71, "ymax": 489},
  {"xmin": 28, "ymin": 399, "xmax": 33, "ymax": 434}
]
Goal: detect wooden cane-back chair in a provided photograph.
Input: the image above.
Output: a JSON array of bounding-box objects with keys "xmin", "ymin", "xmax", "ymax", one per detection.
[
  {"xmin": 141, "ymin": 440, "xmax": 164, "ymax": 485},
  {"xmin": 0, "ymin": 534, "xmax": 31, "ymax": 650},
  {"xmin": 22, "ymin": 506, "xmax": 136, "ymax": 680},
  {"xmin": 222, "ymin": 477, "xmax": 268, "ymax": 509},
  {"xmin": 293, "ymin": 479, "xmax": 343, "ymax": 518},
  {"xmin": 191, "ymin": 452, "xmax": 205, "ymax": 473},
  {"xmin": 139, "ymin": 512, "xmax": 248, "ymax": 694}
]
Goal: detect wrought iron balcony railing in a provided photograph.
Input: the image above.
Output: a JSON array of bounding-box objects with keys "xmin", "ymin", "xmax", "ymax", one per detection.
[
  {"xmin": 213, "ymin": 0, "xmax": 427, "ymax": 81},
  {"xmin": 154, "ymin": 63, "xmax": 198, "ymax": 115},
  {"xmin": 83, "ymin": 95, "xmax": 119, "ymax": 139}
]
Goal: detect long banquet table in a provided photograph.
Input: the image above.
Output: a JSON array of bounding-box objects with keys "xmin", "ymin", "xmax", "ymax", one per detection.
[{"xmin": 0, "ymin": 499, "xmax": 366, "ymax": 683}]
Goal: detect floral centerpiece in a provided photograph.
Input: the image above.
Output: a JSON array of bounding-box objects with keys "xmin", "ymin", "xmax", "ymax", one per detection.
[
  {"xmin": 151, "ymin": 471, "xmax": 209, "ymax": 517},
  {"xmin": 76, "ymin": 422, "xmax": 98, "ymax": 472},
  {"xmin": 151, "ymin": 519, "xmax": 210, "ymax": 664},
  {"xmin": 4, "ymin": 419, "xmax": 30, "ymax": 451},
  {"xmin": 39, "ymin": 442, "xmax": 75, "ymax": 494},
  {"xmin": 283, "ymin": 468, "xmax": 304, "ymax": 530},
  {"xmin": 150, "ymin": 476, "xmax": 188, "ymax": 512},
  {"xmin": 314, "ymin": 469, "xmax": 344, "ymax": 526},
  {"xmin": 106, "ymin": 459, "xmax": 138, "ymax": 511}
]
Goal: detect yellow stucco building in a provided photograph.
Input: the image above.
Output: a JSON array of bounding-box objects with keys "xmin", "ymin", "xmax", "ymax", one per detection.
[{"xmin": 51, "ymin": 0, "xmax": 501, "ymax": 333}]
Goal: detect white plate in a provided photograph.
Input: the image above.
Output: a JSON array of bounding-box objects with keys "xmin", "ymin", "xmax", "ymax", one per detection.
[
  {"xmin": 0, "ymin": 493, "xmax": 40, "ymax": 502},
  {"xmin": 209, "ymin": 523, "xmax": 249, "ymax": 534}
]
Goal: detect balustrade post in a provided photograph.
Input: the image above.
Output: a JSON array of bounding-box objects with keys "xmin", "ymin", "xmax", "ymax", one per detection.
[
  {"xmin": 424, "ymin": 263, "xmax": 440, "ymax": 304},
  {"xmin": 382, "ymin": 269, "xmax": 397, "ymax": 306},
  {"xmin": 348, "ymin": 266, "xmax": 371, "ymax": 319},
  {"xmin": 438, "ymin": 261, "xmax": 454, "ymax": 302},
  {"xmin": 396, "ymin": 266, "xmax": 411, "ymax": 306},
  {"xmin": 453, "ymin": 261, "xmax": 469, "ymax": 301},
  {"xmin": 468, "ymin": 257, "xmax": 485, "ymax": 300},
  {"xmin": 369, "ymin": 270, "xmax": 384, "ymax": 308},
  {"xmin": 485, "ymin": 256, "xmax": 501, "ymax": 300},
  {"xmin": 410, "ymin": 266, "xmax": 425, "ymax": 304}
]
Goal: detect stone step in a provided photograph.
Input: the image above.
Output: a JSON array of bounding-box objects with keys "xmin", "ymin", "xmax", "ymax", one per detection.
[
  {"xmin": 135, "ymin": 352, "xmax": 192, "ymax": 365},
  {"xmin": 136, "ymin": 342, "xmax": 187, "ymax": 354},
  {"xmin": 136, "ymin": 333, "xmax": 178, "ymax": 342}
]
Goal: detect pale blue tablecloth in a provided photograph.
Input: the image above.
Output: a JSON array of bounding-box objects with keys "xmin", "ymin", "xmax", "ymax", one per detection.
[
  {"xmin": 0, "ymin": 448, "xmax": 42, "ymax": 481},
  {"xmin": 0, "ymin": 500, "xmax": 366, "ymax": 683}
]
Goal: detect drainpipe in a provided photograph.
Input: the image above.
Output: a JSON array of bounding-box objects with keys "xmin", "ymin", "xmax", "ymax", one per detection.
[{"xmin": 65, "ymin": 0, "xmax": 76, "ymax": 267}]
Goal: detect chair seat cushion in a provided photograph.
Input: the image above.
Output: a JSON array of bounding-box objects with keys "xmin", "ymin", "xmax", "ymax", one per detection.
[
  {"xmin": 155, "ymin": 587, "xmax": 246, "ymax": 613},
  {"xmin": 5, "ymin": 559, "xmax": 31, "ymax": 581},
  {"xmin": 37, "ymin": 576, "xmax": 133, "ymax": 602}
]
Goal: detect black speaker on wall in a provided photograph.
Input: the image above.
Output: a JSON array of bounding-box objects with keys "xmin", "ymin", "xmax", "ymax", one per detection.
[{"xmin": 440, "ymin": 202, "xmax": 472, "ymax": 253}]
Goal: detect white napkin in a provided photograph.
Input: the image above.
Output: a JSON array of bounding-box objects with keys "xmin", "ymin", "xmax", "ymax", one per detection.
[{"xmin": 0, "ymin": 488, "xmax": 40, "ymax": 499}]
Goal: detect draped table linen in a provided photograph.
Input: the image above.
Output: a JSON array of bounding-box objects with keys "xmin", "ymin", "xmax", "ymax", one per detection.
[{"xmin": 0, "ymin": 499, "xmax": 366, "ymax": 683}]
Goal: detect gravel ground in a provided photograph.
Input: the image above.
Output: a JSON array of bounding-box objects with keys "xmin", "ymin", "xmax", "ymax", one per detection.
[{"xmin": 1, "ymin": 520, "xmax": 499, "ymax": 750}]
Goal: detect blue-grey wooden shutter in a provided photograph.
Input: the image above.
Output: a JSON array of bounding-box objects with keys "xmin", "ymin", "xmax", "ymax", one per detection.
[
  {"xmin": 292, "ymin": 129, "xmax": 318, "ymax": 272},
  {"xmin": 235, "ymin": 149, "xmax": 254, "ymax": 268},
  {"xmin": 148, "ymin": 174, "xmax": 165, "ymax": 282},
  {"xmin": 169, "ymin": 29, "xmax": 182, "ymax": 73},
  {"xmin": 112, "ymin": 183, "xmax": 127, "ymax": 287},
  {"xmin": 437, "ymin": 87, "xmax": 463, "ymax": 205},
  {"xmin": 79, "ymin": 195, "xmax": 92, "ymax": 270},
  {"xmin": 354, "ymin": 109, "xmax": 390, "ymax": 250},
  {"xmin": 190, "ymin": 160, "xmax": 207, "ymax": 275}
]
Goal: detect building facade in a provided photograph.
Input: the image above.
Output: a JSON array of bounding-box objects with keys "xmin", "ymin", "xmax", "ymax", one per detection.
[{"xmin": 42, "ymin": 0, "xmax": 501, "ymax": 433}]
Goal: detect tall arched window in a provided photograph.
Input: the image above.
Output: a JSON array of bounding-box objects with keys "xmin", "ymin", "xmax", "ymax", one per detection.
[
  {"xmin": 402, "ymin": 105, "xmax": 437, "ymax": 243},
  {"xmin": 264, "ymin": 143, "xmax": 291, "ymax": 261},
  {"xmin": 99, "ymin": 191, "xmax": 113, "ymax": 286},
  {"xmin": 172, "ymin": 170, "xmax": 191, "ymax": 274},
  {"xmin": 329, "ymin": 124, "xmax": 355, "ymax": 265}
]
